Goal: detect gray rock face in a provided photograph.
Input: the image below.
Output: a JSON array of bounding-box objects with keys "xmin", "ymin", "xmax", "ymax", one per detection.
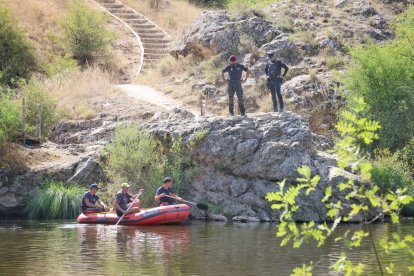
[
  {"xmin": 141, "ymin": 112, "xmax": 373, "ymax": 222},
  {"xmin": 0, "ymin": 154, "xmax": 106, "ymax": 216},
  {"xmin": 170, "ymin": 10, "xmax": 280, "ymax": 58}
]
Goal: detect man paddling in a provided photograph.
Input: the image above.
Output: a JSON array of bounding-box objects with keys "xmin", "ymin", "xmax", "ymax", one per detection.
[
  {"xmin": 115, "ymin": 183, "xmax": 144, "ymax": 217},
  {"xmin": 80, "ymin": 183, "xmax": 108, "ymax": 214},
  {"xmin": 154, "ymin": 177, "xmax": 183, "ymax": 206}
]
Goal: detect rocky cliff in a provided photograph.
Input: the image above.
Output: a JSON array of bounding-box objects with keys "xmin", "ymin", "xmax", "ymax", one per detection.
[{"xmin": 140, "ymin": 110, "xmax": 370, "ymax": 222}]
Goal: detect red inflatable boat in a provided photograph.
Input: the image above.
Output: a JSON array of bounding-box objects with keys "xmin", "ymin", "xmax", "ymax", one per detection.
[{"xmin": 77, "ymin": 204, "xmax": 191, "ymax": 225}]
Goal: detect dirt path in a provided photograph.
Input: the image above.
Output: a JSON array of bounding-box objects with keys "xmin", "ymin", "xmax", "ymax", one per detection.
[{"xmin": 117, "ymin": 84, "xmax": 201, "ymax": 117}]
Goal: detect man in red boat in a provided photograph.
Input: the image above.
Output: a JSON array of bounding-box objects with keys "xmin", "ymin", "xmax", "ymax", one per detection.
[
  {"xmin": 115, "ymin": 182, "xmax": 143, "ymax": 217},
  {"xmin": 80, "ymin": 183, "xmax": 108, "ymax": 214},
  {"xmin": 154, "ymin": 177, "xmax": 183, "ymax": 206}
]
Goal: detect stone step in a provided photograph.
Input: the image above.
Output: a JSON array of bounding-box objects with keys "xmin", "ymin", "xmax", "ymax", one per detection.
[
  {"xmin": 139, "ymin": 33, "xmax": 166, "ymax": 38},
  {"xmin": 112, "ymin": 13, "xmax": 139, "ymax": 19},
  {"xmin": 122, "ymin": 18, "xmax": 147, "ymax": 23},
  {"xmin": 144, "ymin": 47, "xmax": 169, "ymax": 54},
  {"xmin": 141, "ymin": 37, "xmax": 171, "ymax": 43},
  {"xmin": 100, "ymin": 3, "xmax": 124, "ymax": 9},
  {"xmin": 107, "ymin": 8, "xmax": 131, "ymax": 13},
  {"xmin": 131, "ymin": 23, "xmax": 157, "ymax": 29},
  {"xmin": 142, "ymin": 42, "xmax": 171, "ymax": 48},
  {"xmin": 134, "ymin": 29, "xmax": 163, "ymax": 35},
  {"xmin": 95, "ymin": 0, "xmax": 116, "ymax": 3},
  {"xmin": 144, "ymin": 50, "xmax": 168, "ymax": 58}
]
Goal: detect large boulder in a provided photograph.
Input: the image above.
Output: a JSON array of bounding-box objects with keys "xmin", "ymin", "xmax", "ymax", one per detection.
[{"xmin": 170, "ymin": 10, "xmax": 281, "ymax": 58}]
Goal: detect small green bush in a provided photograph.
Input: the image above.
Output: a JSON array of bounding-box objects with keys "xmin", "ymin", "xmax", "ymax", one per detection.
[
  {"xmin": 189, "ymin": 0, "xmax": 227, "ymax": 8},
  {"xmin": 22, "ymin": 80, "xmax": 61, "ymax": 138},
  {"xmin": 44, "ymin": 54, "xmax": 80, "ymax": 77},
  {"xmin": 23, "ymin": 180, "xmax": 84, "ymax": 219},
  {"xmin": 0, "ymin": 84, "xmax": 21, "ymax": 145},
  {"xmin": 371, "ymin": 150, "xmax": 414, "ymax": 217},
  {"xmin": 103, "ymin": 125, "xmax": 198, "ymax": 207},
  {"xmin": 227, "ymin": 0, "xmax": 274, "ymax": 11},
  {"xmin": 342, "ymin": 7, "xmax": 414, "ymax": 151},
  {"xmin": 398, "ymin": 137, "xmax": 414, "ymax": 170},
  {"xmin": 0, "ymin": 6, "xmax": 37, "ymax": 85},
  {"xmin": 60, "ymin": 1, "xmax": 116, "ymax": 64}
]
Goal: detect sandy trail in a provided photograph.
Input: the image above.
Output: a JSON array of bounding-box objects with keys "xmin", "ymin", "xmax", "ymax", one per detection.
[{"xmin": 118, "ymin": 84, "xmax": 201, "ymax": 117}]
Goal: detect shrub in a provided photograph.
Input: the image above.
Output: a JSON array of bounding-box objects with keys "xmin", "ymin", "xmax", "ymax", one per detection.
[
  {"xmin": 342, "ymin": 7, "xmax": 414, "ymax": 151},
  {"xmin": 44, "ymin": 54, "xmax": 80, "ymax": 77},
  {"xmin": 22, "ymin": 80, "xmax": 61, "ymax": 138},
  {"xmin": 227, "ymin": 0, "xmax": 274, "ymax": 11},
  {"xmin": 398, "ymin": 137, "xmax": 414, "ymax": 170},
  {"xmin": 60, "ymin": 1, "xmax": 116, "ymax": 64},
  {"xmin": 0, "ymin": 6, "xmax": 37, "ymax": 85},
  {"xmin": 371, "ymin": 150, "xmax": 414, "ymax": 217},
  {"xmin": 102, "ymin": 125, "xmax": 198, "ymax": 207},
  {"xmin": 326, "ymin": 55, "xmax": 345, "ymax": 70},
  {"xmin": 189, "ymin": 0, "xmax": 227, "ymax": 7},
  {"xmin": 0, "ymin": 84, "xmax": 21, "ymax": 145},
  {"xmin": 23, "ymin": 180, "xmax": 84, "ymax": 219}
]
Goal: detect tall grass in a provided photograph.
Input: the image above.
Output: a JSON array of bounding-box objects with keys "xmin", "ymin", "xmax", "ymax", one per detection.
[
  {"xmin": 23, "ymin": 180, "xmax": 84, "ymax": 219},
  {"xmin": 41, "ymin": 67, "xmax": 115, "ymax": 120}
]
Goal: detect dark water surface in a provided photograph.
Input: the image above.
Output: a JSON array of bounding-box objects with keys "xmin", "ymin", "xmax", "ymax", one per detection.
[{"xmin": 0, "ymin": 220, "xmax": 413, "ymax": 275}]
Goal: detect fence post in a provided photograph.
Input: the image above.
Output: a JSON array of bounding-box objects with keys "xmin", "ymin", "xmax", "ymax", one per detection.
[
  {"xmin": 38, "ymin": 104, "xmax": 43, "ymax": 138},
  {"xmin": 22, "ymin": 91, "xmax": 26, "ymax": 145}
]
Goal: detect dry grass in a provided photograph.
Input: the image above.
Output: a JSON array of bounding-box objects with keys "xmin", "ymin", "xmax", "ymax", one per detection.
[
  {"xmin": 122, "ymin": 0, "xmax": 203, "ymax": 39},
  {"xmin": 0, "ymin": 143, "xmax": 28, "ymax": 170},
  {"xmin": 41, "ymin": 67, "xmax": 116, "ymax": 120},
  {"xmin": 0, "ymin": 0, "xmax": 68, "ymax": 58}
]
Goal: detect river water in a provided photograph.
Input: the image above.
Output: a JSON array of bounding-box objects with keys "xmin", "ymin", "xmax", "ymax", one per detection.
[{"xmin": 0, "ymin": 219, "xmax": 413, "ymax": 275}]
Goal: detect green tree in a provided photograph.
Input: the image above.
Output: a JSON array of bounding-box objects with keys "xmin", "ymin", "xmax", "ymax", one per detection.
[
  {"xmin": 266, "ymin": 96, "xmax": 413, "ymax": 275},
  {"xmin": 342, "ymin": 7, "xmax": 414, "ymax": 151},
  {"xmin": 0, "ymin": 6, "xmax": 37, "ymax": 85},
  {"xmin": 60, "ymin": 1, "xmax": 116, "ymax": 64}
]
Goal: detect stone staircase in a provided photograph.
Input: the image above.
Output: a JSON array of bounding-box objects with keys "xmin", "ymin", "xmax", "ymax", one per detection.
[{"xmin": 92, "ymin": 0, "xmax": 172, "ymax": 73}]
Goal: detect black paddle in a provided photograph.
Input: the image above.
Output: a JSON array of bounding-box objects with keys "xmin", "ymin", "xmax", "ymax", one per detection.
[{"xmin": 164, "ymin": 195, "xmax": 209, "ymax": 211}]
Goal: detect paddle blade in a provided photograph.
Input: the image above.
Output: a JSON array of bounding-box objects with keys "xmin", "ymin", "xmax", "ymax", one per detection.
[{"xmin": 196, "ymin": 203, "xmax": 209, "ymax": 211}]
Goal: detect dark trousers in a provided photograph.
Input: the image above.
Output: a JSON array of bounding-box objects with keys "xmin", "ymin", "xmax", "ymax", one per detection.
[
  {"xmin": 268, "ymin": 79, "xmax": 284, "ymax": 111},
  {"xmin": 228, "ymin": 81, "xmax": 245, "ymax": 115}
]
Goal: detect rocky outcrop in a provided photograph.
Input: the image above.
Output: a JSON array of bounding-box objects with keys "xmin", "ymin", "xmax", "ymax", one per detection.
[
  {"xmin": 0, "ymin": 153, "xmax": 105, "ymax": 216},
  {"xmin": 141, "ymin": 112, "xmax": 371, "ymax": 222},
  {"xmin": 170, "ymin": 10, "xmax": 281, "ymax": 59}
]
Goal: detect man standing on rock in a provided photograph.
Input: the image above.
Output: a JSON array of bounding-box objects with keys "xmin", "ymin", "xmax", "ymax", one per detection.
[
  {"xmin": 222, "ymin": 55, "xmax": 250, "ymax": 116},
  {"xmin": 265, "ymin": 51, "xmax": 289, "ymax": 112}
]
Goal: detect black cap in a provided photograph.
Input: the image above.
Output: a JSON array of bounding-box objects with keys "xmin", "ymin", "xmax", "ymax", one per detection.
[
  {"xmin": 89, "ymin": 183, "xmax": 100, "ymax": 190},
  {"xmin": 267, "ymin": 51, "xmax": 275, "ymax": 58},
  {"xmin": 163, "ymin": 177, "xmax": 173, "ymax": 183}
]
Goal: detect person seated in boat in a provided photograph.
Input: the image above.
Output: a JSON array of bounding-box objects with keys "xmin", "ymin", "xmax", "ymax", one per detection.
[
  {"xmin": 81, "ymin": 183, "xmax": 108, "ymax": 214},
  {"xmin": 115, "ymin": 182, "xmax": 144, "ymax": 217},
  {"xmin": 154, "ymin": 177, "xmax": 183, "ymax": 206}
]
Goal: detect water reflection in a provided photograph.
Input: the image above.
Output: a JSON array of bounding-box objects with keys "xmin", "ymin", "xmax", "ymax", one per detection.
[{"xmin": 0, "ymin": 220, "xmax": 412, "ymax": 275}]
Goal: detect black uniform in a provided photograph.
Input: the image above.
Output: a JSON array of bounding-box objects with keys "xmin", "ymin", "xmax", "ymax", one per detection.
[
  {"xmin": 265, "ymin": 59, "xmax": 289, "ymax": 112},
  {"xmin": 222, "ymin": 63, "xmax": 248, "ymax": 116}
]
